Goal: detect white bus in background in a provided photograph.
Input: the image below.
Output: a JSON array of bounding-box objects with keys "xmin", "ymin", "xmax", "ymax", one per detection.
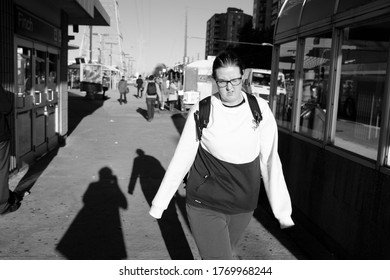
[
  {"xmin": 242, "ymin": 68, "xmax": 286, "ymax": 102},
  {"xmin": 182, "ymin": 56, "xmax": 217, "ymax": 110}
]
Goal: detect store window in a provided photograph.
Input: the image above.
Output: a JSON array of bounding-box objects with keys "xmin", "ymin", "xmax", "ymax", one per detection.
[
  {"xmin": 35, "ymin": 49, "xmax": 46, "ymax": 103},
  {"xmin": 299, "ymin": 34, "xmax": 332, "ymax": 140},
  {"xmin": 48, "ymin": 53, "xmax": 58, "ymax": 100},
  {"xmin": 17, "ymin": 47, "xmax": 32, "ymax": 94},
  {"xmin": 275, "ymin": 41, "xmax": 297, "ymax": 128},
  {"xmin": 335, "ymin": 24, "xmax": 389, "ymax": 160}
]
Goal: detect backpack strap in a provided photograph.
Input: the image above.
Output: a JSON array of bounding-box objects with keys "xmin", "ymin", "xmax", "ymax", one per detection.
[
  {"xmin": 193, "ymin": 93, "xmax": 262, "ymax": 141},
  {"xmin": 194, "ymin": 96, "xmax": 211, "ymax": 141},
  {"xmin": 245, "ymin": 92, "xmax": 263, "ymax": 127}
]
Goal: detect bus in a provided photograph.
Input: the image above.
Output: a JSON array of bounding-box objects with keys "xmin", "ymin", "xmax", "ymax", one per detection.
[{"xmin": 242, "ymin": 68, "xmax": 286, "ymax": 102}]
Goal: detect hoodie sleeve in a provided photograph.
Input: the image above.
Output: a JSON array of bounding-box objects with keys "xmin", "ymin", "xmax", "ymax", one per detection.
[
  {"xmin": 258, "ymin": 100, "xmax": 294, "ymax": 229},
  {"xmin": 149, "ymin": 105, "xmax": 199, "ymax": 219}
]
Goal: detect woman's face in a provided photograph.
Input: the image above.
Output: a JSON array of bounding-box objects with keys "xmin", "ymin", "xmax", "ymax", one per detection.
[{"xmin": 215, "ymin": 65, "xmax": 243, "ymax": 105}]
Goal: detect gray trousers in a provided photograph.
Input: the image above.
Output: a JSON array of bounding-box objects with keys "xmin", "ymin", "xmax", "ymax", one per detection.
[
  {"xmin": 0, "ymin": 140, "xmax": 10, "ymax": 207},
  {"xmin": 186, "ymin": 203, "xmax": 253, "ymax": 260}
]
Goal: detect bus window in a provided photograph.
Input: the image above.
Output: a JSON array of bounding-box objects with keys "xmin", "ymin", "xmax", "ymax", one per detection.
[{"xmin": 334, "ymin": 24, "xmax": 389, "ymax": 160}]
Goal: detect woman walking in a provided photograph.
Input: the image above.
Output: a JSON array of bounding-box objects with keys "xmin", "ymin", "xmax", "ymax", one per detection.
[{"xmin": 149, "ymin": 51, "xmax": 294, "ymax": 259}]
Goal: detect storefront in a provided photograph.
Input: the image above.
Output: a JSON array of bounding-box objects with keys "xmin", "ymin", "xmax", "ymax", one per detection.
[
  {"xmin": 0, "ymin": 0, "xmax": 109, "ymax": 171},
  {"xmin": 270, "ymin": 0, "xmax": 390, "ymax": 258}
]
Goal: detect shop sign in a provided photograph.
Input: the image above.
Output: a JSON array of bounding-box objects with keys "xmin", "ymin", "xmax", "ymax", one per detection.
[{"xmin": 15, "ymin": 7, "xmax": 62, "ymax": 47}]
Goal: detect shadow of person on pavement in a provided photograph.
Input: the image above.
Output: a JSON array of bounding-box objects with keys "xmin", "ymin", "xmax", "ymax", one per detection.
[
  {"xmin": 128, "ymin": 149, "xmax": 193, "ymax": 260},
  {"xmin": 56, "ymin": 167, "xmax": 128, "ymax": 260},
  {"xmin": 170, "ymin": 113, "xmax": 187, "ymax": 135},
  {"xmin": 136, "ymin": 107, "xmax": 148, "ymax": 120}
]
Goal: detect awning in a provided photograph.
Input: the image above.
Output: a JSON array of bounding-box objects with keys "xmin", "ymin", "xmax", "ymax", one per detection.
[
  {"xmin": 62, "ymin": 0, "xmax": 110, "ymax": 26},
  {"xmin": 275, "ymin": 0, "xmax": 385, "ymax": 41}
]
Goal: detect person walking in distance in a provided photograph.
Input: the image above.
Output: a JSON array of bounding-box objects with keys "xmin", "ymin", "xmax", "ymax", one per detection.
[
  {"xmin": 117, "ymin": 76, "xmax": 128, "ymax": 105},
  {"xmin": 144, "ymin": 75, "xmax": 161, "ymax": 122},
  {"xmin": 136, "ymin": 75, "xmax": 144, "ymax": 98},
  {"xmin": 1, "ymin": 86, "xmax": 21, "ymax": 215},
  {"xmin": 149, "ymin": 51, "xmax": 294, "ymax": 259},
  {"xmin": 102, "ymin": 75, "xmax": 109, "ymax": 100}
]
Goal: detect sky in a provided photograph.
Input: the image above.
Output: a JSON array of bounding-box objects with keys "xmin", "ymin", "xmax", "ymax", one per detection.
[{"xmin": 68, "ymin": 0, "xmax": 253, "ymax": 75}]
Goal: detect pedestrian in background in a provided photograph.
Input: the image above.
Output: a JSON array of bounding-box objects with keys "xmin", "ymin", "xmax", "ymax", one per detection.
[
  {"xmin": 1, "ymin": 86, "xmax": 21, "ymax": 215},
  {"xmin": 136, "ymin": 75, "xmax": 144, "ymax": 98},
  {"xmin": 168, "ymin": 79, "xmax": 178, "ymax": 111},
  {"xmin": 102, "ymin": 75, "xmax": 109, "ymax": 100},
  {"xmin": 117, "ymin": 76, "xmax": 128, "ymax": 105},
  {"xmin": 144, "ymin": 75, "xmax": 161, "ymax": 122},
  {"xmin": 160, "ymin": 74, "xmax": 169, "ymax": 110},
  {"xmin": 149, "ymin": 51, "xmax": 294, "ymax": 259}
]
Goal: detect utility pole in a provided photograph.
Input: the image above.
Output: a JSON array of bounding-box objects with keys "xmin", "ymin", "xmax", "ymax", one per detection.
[
  {"xmin": 105, "ymin": 42, "xmax": 118, "ymax": 66},
  {"xmin": 183, "ymin": 7, "xmax": 188, "ymax": 65},
  {"xmin": 92, "ymin": 33, "xmax": 110, "ymax": 64},
  {"xmin": 89, "ymin": 26, "xmax": 93, "ymax": 63}
]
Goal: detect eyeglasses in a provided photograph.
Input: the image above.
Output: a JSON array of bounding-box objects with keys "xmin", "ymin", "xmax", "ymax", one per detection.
[{"xmin": 216, "ymin": 77, "xmax": 242, "ymax": 88}]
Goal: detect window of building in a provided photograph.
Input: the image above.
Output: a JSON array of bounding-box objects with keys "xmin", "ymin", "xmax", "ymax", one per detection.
[
  {"xmin": 275, "ymin": 41, "xmax": 297, "ymax": 128},
  {"xmin": 35, "ymin": 49, "xmax": 46, "ymax": 94},
  {"xmin": 298, "ymin": 34, "xmax": 332, "ymax": 140},
  {"xmin": 48, "ymin": 52, "xmax": 58, "ymax": 100},
  {"xmin": 17, "ymin": 47, "xmax": 32, "ymax": 95},
  {"xmin": 334, "ymin": 24, "xmax": 389, "ymax": 160}
]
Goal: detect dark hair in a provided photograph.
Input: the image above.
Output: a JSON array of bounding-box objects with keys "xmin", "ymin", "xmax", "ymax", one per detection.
[
  {"xmin": 149, "ymin": 75, "xmax": 154, "ymax": 80},
  {"xmin": 212, "ymin": 51, "xmax": 244, "ymax": 79}
]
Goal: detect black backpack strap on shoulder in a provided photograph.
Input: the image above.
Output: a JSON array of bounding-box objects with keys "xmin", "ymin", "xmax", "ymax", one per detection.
[
  {"xmin": 194, "ymin": 96, "xmax": 211, "ymax": 141},
  {"xmin": 245, "ymin": 92, "xmax": 262, "ymax": 128}
]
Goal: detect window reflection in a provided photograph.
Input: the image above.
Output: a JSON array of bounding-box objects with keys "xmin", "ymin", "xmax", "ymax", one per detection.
[
  {"xmin": 48, "ymin": 53, "xmax": 58, "ymax": 100},
  {"xmin": 276, "ymin": 41, "xmax": 297, "ymax": 128},
  {"xmin": 35, "ymin": 50, "xmax": 46, "ymax": 95},
  {"xmin": 17, "ymin": 47, "xmax": 32, "ymax": 95},
  {"xmin": 335, "ymin": 25, "xmax": 388, "ymax": 160},
  {"xmin": 299, "ymin": 34, "xmax": 332, "ymax": 140}
]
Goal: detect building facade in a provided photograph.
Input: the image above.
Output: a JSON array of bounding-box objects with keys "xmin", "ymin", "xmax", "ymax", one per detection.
[
  {"xmin": 253, "ymin": 0, "xmax": 285, "ymax": 31},
  {"xmin": 205, "ymin": 8, "xmax": 252, "ymax": 56},
  {"xmin": 269, "ymin": 0, "xmax": 390, "ymax": 258},
  {"xmin": 0, "ymin": 0, "xmax": 109, "ymax": 173}
]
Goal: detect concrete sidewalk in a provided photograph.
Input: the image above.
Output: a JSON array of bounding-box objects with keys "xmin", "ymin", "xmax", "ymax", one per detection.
[{"xmin": 1, "ymin": 86, "xmax": 319, "ymax": 260}]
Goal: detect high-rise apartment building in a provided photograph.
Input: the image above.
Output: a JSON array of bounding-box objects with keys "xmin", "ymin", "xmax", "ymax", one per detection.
[
  {"xmin": 253, "ymin": 0, "xmax": 285, "ymax": 31},
  {"xmin": 205, "ymin": 8, "xmax": 252, "ymax": 56}
]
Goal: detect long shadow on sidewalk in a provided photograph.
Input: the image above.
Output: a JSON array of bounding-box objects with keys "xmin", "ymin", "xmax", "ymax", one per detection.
[
  {"xmin": 13, "ymin": 91, "xmax": 104, "ymax": 202},
  {"xmin": 56, "ymin": 167, "xmax": 128, "ymax": 259},
  {"xmin": 67, "ymin": 91, "xmax": 104, "ymax": 136},
  {"xmin": 13, "ymin": 148, "xmax": 59, "ymax": 197},
  {"xmin": 128, "ymin": 149, "xmax": 193, "ymax": 260}
]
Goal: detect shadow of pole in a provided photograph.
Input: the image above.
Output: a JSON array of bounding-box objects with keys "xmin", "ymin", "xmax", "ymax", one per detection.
[
  {"xmin": 56, "ymin": 167, "xmax": 128, "ymax": 259},
  {"xmin": 128, "ymin": 149, "xmax": 193, "ymax": 260}
]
